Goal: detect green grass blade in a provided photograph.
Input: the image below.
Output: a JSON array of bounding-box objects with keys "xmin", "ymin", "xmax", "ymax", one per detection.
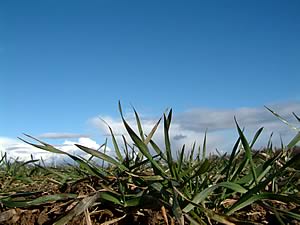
[
  {"xmin": 227, "ymin": 152, "xmax": 300, "ymax": 215},
  {"xmin": 1, "ymin": 194, "xmax": 77, "ymax": 208},
  {"xmin": 202, "ymin": 129, "xmax": 207, "ymax": 160},
  {"xmin": 99, "ymin": 192, "xmax": 122, "ymax": 205},
  {"xmin": 144, "ymin": 117, "xmax": 161, "ymax": 145},
  {"xmin": 126, "ymin": 171, "xmax": 164, "ymax": 181},
  {"xmin": 224, "ymin": 137, "xmax": 240, "ymax": 180},
  {"xmin": 75, "ymin": 144, "xmax": 128, "ymax": 171},
  {"xmin": 100, "ymin": 118, "xmax": 123, "ymax": 162},
  {"xmin": 132, "ymin": 106, "xmax": 145, "ymax": 142},
  {"xmin": 20, "ymin": 135, "xmax": 108, "ymax": 179},
  {"xmin": 267, "ymin": 132, "xmax": 273, "ymax": 150},
  {"xmin": 0, "ymin": 152, "xmax": 6, "ymax": 164},
  {"xmin": 287, "ymin": 131, "xmax": 300, "ymax": 149},
  {"xmin": 123, "ymin": 196, "xmax": 141, "ymax": 207},
  {"xmin": 293, "ymin": 112, "xmax": 300, "ymax": 123},
  {"xmin": 196, "ymin": 146, "xmax": 201, "ymax": 161},
  {"xmin": 176, "ymin": 187, "xmax": 254, "ymax": 225},
  {"xmin": 132, "ymin": 103, "xmax": 163, "ymax": 146},
  {"xmin": 101, "ymin": 138, "xmax": 108, "ymax": 168},
  {"xmin": 235, "ymin": 118, "xmax": 257, "ymax": 185},
  {"xmin": 172, "ymin": 187, "xmax": 184, "ymax": 225},
  {"xmin": 179, "ymin": 162, "xmax": 202, "ymax": 180},
  {"xmin": 273, "ymin": 208, "xmax": 286, "ymax": 225},
  {"xmin": 121, "ymin": 114, "xmax": 167, "ymax": 177},
  {"xmin": 177, "ymin": 144, "xmax": 185, "ymax": 173},
  {"xmin": 227, "ymin": 193, "xmax": 300, "ymax": 215},
  {"xmin": 182, "ymin": 159, "xmax": 210, "ymax": 185},
  {"xmin": 183, "ymin": 182, "xmax": 247, "ymax": 213},
  {"xmin": 265, "ymin": 106, "xmax": 299, "ymax": 131},
  {"xmin": 189, "ymin": 142, "xmax": 196, "ymax": 163},
  {"xmin": 250, "ymin": 127, "xmax": 264, "ymax": 148},
  {"xmin": 19, "ymin": 135, "xmax": 65, "ymax": 154},
  {"xmin": 149, "ymin": 139, "xmax": 167, "ymax": 161},
  {"xmin": 164, "ymin": 110, "xmax": 176, "ymax": 178}
]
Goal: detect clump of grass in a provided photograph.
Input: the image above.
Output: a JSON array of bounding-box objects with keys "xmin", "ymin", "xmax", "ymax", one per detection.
[{"xmin": 1, "ymin": 102, "xmax": 299, "ymax": 225}]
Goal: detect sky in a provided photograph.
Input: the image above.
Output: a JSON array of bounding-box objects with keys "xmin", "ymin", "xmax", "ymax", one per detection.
[{"xmin": 0, "ymin": 1, "xmax": 300, "ymax": 163}]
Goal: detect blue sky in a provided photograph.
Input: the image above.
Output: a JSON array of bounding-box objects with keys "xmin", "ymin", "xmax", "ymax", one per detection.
[{"xmin": 1, "ymin": 1, "xmax": 300, "ymax": 161}]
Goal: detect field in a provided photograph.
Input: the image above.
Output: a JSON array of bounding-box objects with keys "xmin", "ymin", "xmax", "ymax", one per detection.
[{"xmin": 1, "ymin": 105, "xmax": 300, "ymax": 225}]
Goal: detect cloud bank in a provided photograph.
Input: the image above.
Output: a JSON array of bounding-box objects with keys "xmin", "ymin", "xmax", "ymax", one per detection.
[
  {"xmin": 90, "ymin": 101, "xmax": 300, "ymax": 155},
  {"xmin": 176, "ymin": 102, "xmax": 300, "ymax": 133}
]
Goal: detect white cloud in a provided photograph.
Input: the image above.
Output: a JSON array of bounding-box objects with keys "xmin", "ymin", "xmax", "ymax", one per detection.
[
  {"xmin": 0, "ymin": 136, "xmax": 107, "ymax": 165},
  {"xmin": 176, "ymin": 102, "xmax": 300, "ymax": 133},
  {"xmin": 37, "ymin": 132, "xmax": 90, "ymax": 139},
  {"xmin": 89, "ymin": 115, "xmax": 227, "ymax": 156},
  {"xmin": 0, "ymin": 137, "xmax": 54, "ymax": 162},
  {"xmin": 175, "ymin": 101, "xmax": 300, "ymax": 149},
  {"xmin": 89, "ymin": 101, "xmax": 300, "ymax": 155}
]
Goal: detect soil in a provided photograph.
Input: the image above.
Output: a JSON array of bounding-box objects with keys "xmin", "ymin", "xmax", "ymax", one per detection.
[{"xmin": 0, "ymin": 175, "xmax": 299, "ymax": 224}]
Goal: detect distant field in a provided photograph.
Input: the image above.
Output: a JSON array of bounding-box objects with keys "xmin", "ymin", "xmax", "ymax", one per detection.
[{"xmin": 1, "ymin": 106, "xmax": 299, "ymax": 225}]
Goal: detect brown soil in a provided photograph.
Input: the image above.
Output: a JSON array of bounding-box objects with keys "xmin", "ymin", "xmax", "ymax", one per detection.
[
  {"xmin": 1, "ymin": 175, "xmax": 299, "ymax": 225},
  {"xmin": 0, "ymin": 176, "xmax": 168, "ymax": 225}
]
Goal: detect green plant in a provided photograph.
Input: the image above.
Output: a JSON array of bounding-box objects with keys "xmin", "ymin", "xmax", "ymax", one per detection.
[{"xmin": 5, "ymin": 103, "xmax": 299, "ymax": 224}]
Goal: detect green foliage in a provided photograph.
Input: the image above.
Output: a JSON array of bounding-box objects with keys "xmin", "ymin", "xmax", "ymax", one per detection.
[{"xmin": 2, "ymin": 104, "xmax": 299, "ymax": 224}]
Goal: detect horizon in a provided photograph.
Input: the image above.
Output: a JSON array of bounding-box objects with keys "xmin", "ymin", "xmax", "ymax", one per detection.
[{"xmin": 1, "ymin": 1, "xmax": 300, "ymax": 162}]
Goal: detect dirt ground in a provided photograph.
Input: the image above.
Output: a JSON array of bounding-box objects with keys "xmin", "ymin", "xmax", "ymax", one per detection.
[{"xmin": 0, "ymin": 175, "xmax": 299, "ymax": 225}]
